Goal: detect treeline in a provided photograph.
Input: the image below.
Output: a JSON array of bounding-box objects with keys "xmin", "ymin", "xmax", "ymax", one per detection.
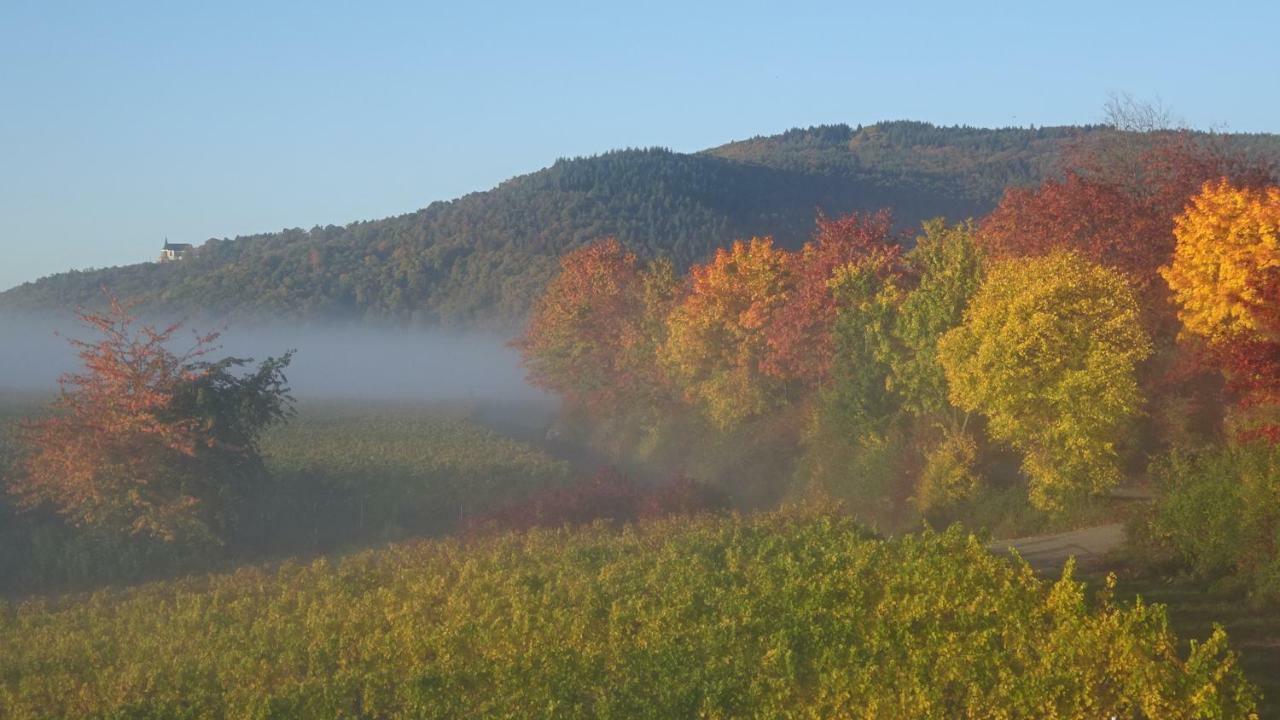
[
  {"xmin": 0, "ymin": 148, "xmax": 978, "ymax": 328},
  {"xmin": 11, "ymin": 122, "xmax": 1278, "ymax": 328},
  {"xmin": 518, "ymin": 129, "xmax": 1280, "ymax": 601},
  {"xmin": 706, "ymin": 120, "xmax": 1090, "ymax": 202}
]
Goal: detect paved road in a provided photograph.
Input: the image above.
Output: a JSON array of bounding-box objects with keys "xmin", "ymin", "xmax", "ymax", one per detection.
[{"xmin": 987, "ymin": 523, "xmax": 1126, "ymax": 574}]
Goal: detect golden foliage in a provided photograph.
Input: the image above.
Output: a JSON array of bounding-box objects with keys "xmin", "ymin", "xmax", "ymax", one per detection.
[
  {"xmin": 1162, "ymin": 180, "xmax": 1280, "ymax": 343},
  {"xmin": 939, "ymin": 251, "xmax": 1151, "ymax": 510},
  {"xmin": 661, "ymin": 237, "xmax": 793, "ymax": 429}
]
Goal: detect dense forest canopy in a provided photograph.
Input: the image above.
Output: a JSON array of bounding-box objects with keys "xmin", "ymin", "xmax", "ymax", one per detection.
[{"xmin": 5, "ymin": 121, "xmax": 1279, "ymax": 329}]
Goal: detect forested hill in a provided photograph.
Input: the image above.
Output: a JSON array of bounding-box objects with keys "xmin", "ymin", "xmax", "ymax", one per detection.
[
  {"xmin": 705, "ymin": 122, "xmax": 1089, "ymax": 203},
  {"xmin": 5, "ymin": 121, "xmax": 1278, "ymax": 329}
]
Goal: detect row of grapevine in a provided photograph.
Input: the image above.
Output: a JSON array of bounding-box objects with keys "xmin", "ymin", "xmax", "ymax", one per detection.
[{"xmin": 0, "ymin": 513, "xmax": 1256, "ymax": 718}]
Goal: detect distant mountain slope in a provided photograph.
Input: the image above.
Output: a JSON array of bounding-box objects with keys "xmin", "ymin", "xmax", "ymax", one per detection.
[
  {"xmin": 705, "ymin": 121, "xmax": 1089, "ymax": 203},
  {"xmin": 5, "ymin": 122, "xmax": 1277, "ymax": 329}
]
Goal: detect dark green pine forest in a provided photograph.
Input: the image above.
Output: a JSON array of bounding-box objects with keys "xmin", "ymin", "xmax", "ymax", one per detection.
[{"xmin": 5, "ymin": 121, "xmax": 1278, "ymax": 329}]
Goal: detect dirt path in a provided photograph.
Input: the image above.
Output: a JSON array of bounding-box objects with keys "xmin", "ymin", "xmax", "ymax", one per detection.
[{"xmin": 987, "ymin": 523, "xmax": 1126, "ymax": 574}]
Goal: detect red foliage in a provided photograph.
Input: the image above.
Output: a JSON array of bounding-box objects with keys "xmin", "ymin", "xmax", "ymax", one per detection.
[
  {"xmin": 1219, "ymin": 339, "xmax": 1280, "ymax": 442},
  {"xmin": 763, "ymin": 210, "xmax": 901, "ymax": 385},
  {"xmin": 515, "ymin": 239, "xmax": 671, "ymax": 416},
  {"xmin": 980, "ymin": 133, "xmax": 1274, "ymax": 304},
  {"xmin": 464, "ymin": 468, "xmax": 725, "ymax": 535},
  {"xmin": 1219, "ymin": 274, "xmax": 1280, "ymax": 443},
  {"xmin": 12, "ymin": 295, "xmax": 222, "ymax": 541},
  {"xmin": 981, "ymin": 173, "xmax": 1158, "ymax": 283},
  {"xmin": 637, "ymin": 474, "xmax": 728, "ymax": 519}
]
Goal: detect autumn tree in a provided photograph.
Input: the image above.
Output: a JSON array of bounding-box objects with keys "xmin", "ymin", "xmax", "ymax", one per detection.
[
  {"xmin": 763, "ymin": 210, "xmax": 898, "ymax": 386},
  {"xmin": 1162, "ymin": 180, "xmax": 1280, "ymax": 440},
  {"xmin": 820, "ymin": 250, "xmax": 906, "ymax": 436},
  {"xmin": 515, "ymin": 239, "xmax": 675, "ymax": 417},
  {"xmin": 10, "ymin": 297, "xmax": 293, "ymax": 543},
  {"xmin": 980, "ymin": 130, "xmax": 1273, "ymax": 309},
  {"xmin": 807, "ymin": 222, "xmax": 984, "ymax": 517},
  {"xmin": 938, "ymin": 252, "xmax": 1151, "ymax": 510},
  {"xmin": 981, "ymin": 124, "xmax": 1274, "ymax": 450},
  {"xmin": 662, "ymin": 237, "xmax": 793, "ymax": 429}
]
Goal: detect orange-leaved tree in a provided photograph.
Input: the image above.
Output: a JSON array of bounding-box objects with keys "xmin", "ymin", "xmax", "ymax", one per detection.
[
  {"xmin": 662, "ymin": 237, "xmax": 793, "ymax": 430},
  {"xmin": 515, "ymin": 238, "xmax": 676, "ymax": 417},
  {"xmin": 763, "ymin": 210, "xmax": 899, "ymax": 387},
  {"xmin": 1162, "ymin": 180, "xmax": 1280, "ymax": 441},
  {"xmin": 10, "ymin": 295, "xmax": 293, "ymax": 543}
]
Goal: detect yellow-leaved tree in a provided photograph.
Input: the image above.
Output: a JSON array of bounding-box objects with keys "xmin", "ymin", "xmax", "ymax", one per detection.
[
  {"xmin": 1161, "ymin": 180, "xmax": 1280, "ymax": 343},
  {"xmin": 938, "ymin": 251, "xmax": 1151, "ymax": 510},
  {"xmin": 1161, "ymin": 180, "xmax": 1280, "ymax": 441},
  {"xmin": 661, "ymin": 237, "xmax": 793, "ymax": 430}
]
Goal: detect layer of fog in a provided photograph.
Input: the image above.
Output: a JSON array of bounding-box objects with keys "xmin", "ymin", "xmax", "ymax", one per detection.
[{"xmin": 0, "ymin": 311, "xmax": 555, "ymax": 408}]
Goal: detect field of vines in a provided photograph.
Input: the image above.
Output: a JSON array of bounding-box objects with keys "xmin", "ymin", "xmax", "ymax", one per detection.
[
  {"xmin": 254, "ymin": 401, "xmax": 573, "ymax": 547},
  {"xmin": 0, "ymin": 398, "xmax": 574, "ymax": 593},
  {"xmin": 0, "ymin": 513, "xmax": 1258, "ymax": 719}
]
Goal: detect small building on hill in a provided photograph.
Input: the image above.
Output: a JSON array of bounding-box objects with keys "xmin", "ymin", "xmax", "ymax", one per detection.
[{"xmin": 159, "ymin": 240, "xmax": 194, "ymax": 262}]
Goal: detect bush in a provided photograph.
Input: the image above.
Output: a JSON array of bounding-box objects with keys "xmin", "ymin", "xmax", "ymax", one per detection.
[
  {"xmin": 464, "ymin": 468, "xmax": 726, "ymax": 534},
  {"xmin": 0, "ymin": 515, "xmax": 1257, "ymax": 718},
  {"xmin": 1150, "ymin": 442, "xmax": 1280, "ymax": 602},
  {"xmin": 638, "ymin": 474, "xmax": 728, "ymax": 519},
  {"xmin": 9, "ymin": 300, "xmax": 292, "ymax": 544},
  {"xmin": 794, "ymin": 423, "xmax": 914, "ymax": 531},
  {"xmin": 914, "ymin": 430, "xmax": 982, "ymax": 518}
]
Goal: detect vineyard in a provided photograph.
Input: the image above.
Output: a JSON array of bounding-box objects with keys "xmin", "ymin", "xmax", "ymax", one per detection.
[
  {"xmin": 0, "ymin": 513, "xmax": 1258, "ymax": 719},
  {"xmin": 2, "ymin": 122, "xmax": 1279, "ymax": 716},
  {"xmin": 4, "ymin": 6, "xmax": 1280, "ymax": 716},
  {"xmin": 255, "ymin": 402, "xmax": 573, "ymax": 547},
  {"xmin": 0, "ymin": 399, "xmax": 573, "ymax": 593}
]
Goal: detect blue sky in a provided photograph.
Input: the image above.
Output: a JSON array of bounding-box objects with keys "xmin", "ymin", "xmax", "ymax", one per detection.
[{"xmin": 2, "ymin": 0, "xmax": 1277, "ymax": 291}]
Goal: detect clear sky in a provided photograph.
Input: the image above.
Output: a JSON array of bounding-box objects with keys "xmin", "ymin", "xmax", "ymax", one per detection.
[{"xmin": 2, "ymin": 0, "xmax": 1277, "ymax": 291}]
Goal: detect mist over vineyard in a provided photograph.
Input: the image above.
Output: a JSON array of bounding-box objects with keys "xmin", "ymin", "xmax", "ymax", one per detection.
[
  {"xmin": 0, "ymin": 311, "xmax": 550, "ymax": 404},
  {"xmin": 5, "ymin": 3, "xmax": 1280, "ymax": 715},
  {"xmin": 5, "ymin": 127, "xmax": 1280, "ymax": 717},
  {"xmin": 4, "ymin": 125, "xmax": 1280, "ymax": 718}
]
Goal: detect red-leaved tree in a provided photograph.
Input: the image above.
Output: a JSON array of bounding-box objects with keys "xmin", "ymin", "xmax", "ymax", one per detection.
[
  {"xmin": 515, "ymin": 239, "xmax": 675, "ymax": 418},
  {"xmin": 981, "ymin": 132, "xmax": 1273, "ymax": 310},
  {"xmin": 11, "ymin": 295, "xmax": 292, "ymax": 543},
  {"xmin": 763, "ymin": 210, "xmax": 901, "ymax": 386}
]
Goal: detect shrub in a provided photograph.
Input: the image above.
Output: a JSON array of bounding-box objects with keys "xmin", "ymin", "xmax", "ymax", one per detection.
[
  {"xmin": 914, "ymin": 430, "xmax": 982, "ymax": 518},
  {"xmin": 9, "ymin": 298, "xmax": 292, "ymax": 544},
  {"xmin": 1150, "ymin": 442, "xmax": 1280, "ymax": 602},
  {"xmin": 465, "ymin": 468, "xmax": 725, "ymax": 534},
  {"xmin": 638, "ymin": 474, "xmax": 729, "ymax": 519}
]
